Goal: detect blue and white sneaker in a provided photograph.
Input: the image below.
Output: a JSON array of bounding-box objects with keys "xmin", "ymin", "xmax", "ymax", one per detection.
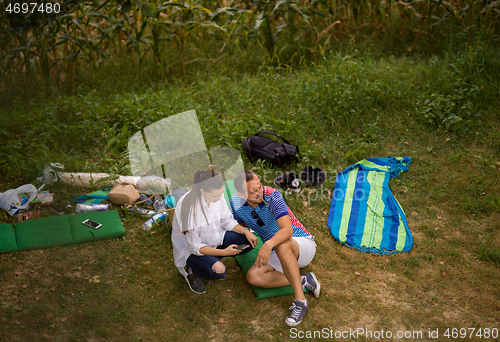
[
  {"xmin": 301, "ymin": 272, "xmax": 321, "ymax": 298},
  {"xmin": 285, "ymin": 300, "xmax": 308, "ymax": 327}
]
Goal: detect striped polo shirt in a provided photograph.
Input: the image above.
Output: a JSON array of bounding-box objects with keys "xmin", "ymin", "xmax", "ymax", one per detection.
[{"xmin": 230, "ymin": 186, "xmax": 312, "ymax": 243}]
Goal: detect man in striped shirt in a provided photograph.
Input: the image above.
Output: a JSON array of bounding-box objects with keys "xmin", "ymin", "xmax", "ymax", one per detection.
[{"xmin": 230, "ymin": 170, "xmax": 320, "ymax": 327}]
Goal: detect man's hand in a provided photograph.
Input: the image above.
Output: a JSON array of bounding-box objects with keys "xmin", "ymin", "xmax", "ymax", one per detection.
[
  {"xmin": 255, "ymin": 241, "xmax": 272, "ymax": 267},
  {"xmin": 244, "ymin": 230, "xmax": 258, "ymax": 248}
]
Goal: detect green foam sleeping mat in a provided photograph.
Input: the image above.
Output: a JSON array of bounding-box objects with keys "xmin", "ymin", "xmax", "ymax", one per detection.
[
  {"xmin": 0, "ymin": 210, "xmax": 125, "ymax": 253},
  {"xmin": 234, "ymin": 233, "xmax": 299, "ymax": 299}
]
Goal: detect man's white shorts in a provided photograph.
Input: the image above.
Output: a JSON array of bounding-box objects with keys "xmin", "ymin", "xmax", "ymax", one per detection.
[{"xmin": 267, "ymin": 236, "xmax": 316, "ymax": 274}]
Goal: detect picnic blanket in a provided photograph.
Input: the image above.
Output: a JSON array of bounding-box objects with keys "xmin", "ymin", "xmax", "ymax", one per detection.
[{"xmin": 327, "ymin": 157, "xmax": 413, "ymax": 255}]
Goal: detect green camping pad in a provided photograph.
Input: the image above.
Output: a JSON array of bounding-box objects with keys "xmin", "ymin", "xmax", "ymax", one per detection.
[
  {"xmin": 234, "ymin": 234, "xmax": 298, "ymax": 299},
  {"xmin": 0, "ymin": 210, "xmax": 125, "ymax": 253}
]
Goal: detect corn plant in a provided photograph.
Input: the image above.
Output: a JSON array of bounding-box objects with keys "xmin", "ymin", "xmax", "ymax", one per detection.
[
  {"xmin": 205, "ymin": 2, "xmax": 255, "ymax": 68},
  {"xmin": 1, "ymin": 0, "xmax": 499, "ymax": 91},
  {"xmin": 154, "ymin": 1, "xmax": 226, "ymax": 77},
  {"xmin": 249, "ymin": 0, "xmax": 311, "ymax": 56}
]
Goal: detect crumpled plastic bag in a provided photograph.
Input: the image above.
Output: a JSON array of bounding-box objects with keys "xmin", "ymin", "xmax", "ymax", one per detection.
[
  {"xmin": 36, "ymin": 162, "xmax": 64, "ymax": 184},
  {"xmin": 135, "ymin": 175, "xmax": 171, "ymax": 195},
  {"xmin": 0, "ymin": 184, "xmax": 38, "ymax": 216}
]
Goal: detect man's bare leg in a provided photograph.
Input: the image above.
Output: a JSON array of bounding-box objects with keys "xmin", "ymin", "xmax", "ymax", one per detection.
[
  {"xmin": 274, "ymin": 239, "xmax": 305, "ymax": 301},
  {"xmin": 246, "ymin": 264, "xmax": 289, "ymax": 287},
  {"xmin": 246, "ymin": 238, "xmax": 305, "ymax": 300}
]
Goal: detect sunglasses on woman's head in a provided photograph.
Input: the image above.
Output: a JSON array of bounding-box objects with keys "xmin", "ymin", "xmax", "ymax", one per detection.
[{"xmin": 251, "ymin": 210, "xmax": 265, "ymax": 227}]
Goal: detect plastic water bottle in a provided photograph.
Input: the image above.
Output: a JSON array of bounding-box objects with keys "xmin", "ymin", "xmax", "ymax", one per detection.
[
  {"xmin": 128, "ymin": 206, "xmax": 156, "ymax": 217},
  {"xmin": 75, "ymin": 203, "xmax": 110, "ymax": 213},
  {"xmin": 142, "ymin": 211, "xmax": 167, "ymax": 231}
]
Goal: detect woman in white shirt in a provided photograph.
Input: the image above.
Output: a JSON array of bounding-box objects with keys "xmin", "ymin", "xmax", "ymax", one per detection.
[{"xmin": 171, "ymin": 168, "xmax": 258, "ymax": 294}]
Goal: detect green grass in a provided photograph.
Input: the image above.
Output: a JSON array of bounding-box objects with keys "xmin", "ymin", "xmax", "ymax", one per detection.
[
  {"xmin": 476, "ymin": 242, "xmax": 500, "ymax": 266},
  {"xmin": 1, "ymin": 46, "xmax": 500, "ymax": 341}
]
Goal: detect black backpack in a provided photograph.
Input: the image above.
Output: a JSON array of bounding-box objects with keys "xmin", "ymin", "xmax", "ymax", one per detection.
[{"xmin": 242, "ymin": 130, "xmax": 299, "ymax": 167}]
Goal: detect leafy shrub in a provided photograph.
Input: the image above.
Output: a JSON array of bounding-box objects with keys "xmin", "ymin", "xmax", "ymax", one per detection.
[
  {"xmin": 416, "ymin": 93, "xmax": 465, "ymax": 131},
  {"xmin": 415, "ymin": 75, "xmax": 482, "ymax": 131}
]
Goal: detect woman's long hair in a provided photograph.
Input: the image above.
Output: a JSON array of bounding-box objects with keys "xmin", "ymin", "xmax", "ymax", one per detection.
[{"xmin": 180, "ymin": 168, "xmax": 224, "ymax": 233}]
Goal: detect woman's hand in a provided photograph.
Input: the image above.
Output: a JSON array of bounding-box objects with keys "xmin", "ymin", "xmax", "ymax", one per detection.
[
  {"xmin": 223, "ymin": 244, "xmax": 242, "ymax": 256},
  {"xmin": 244, "ymin": 230, "xmax": 258, "ymax": 248}
]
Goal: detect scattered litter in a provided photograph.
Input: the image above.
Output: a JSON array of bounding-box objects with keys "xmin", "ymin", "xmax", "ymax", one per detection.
[
  {"xmin": 17, "ymin": 210, "xmax": 41, "ymax": 222},
  {"xmin": 36, "ymin": 163, "xmax": 64, "ymax": 184},
  {"xmin": 32, "ymin": 192, "xmax": 54, "ymax": 205},
  {"xmin": 142, "ymin": 211, "xmax": 170, "ymax": 231},
  {"xmin": 127, "ymin": 206, "xmax": 156, "ymax": 217},
  {"xmin": 0, "ymin": 184, "xmax": 37, "ymax": 216},
  {"xmin": 75, "ymin": 203, "xmax": 110, "ymax": 213}
]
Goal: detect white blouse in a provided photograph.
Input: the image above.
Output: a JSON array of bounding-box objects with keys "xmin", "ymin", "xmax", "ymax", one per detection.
[{"xmin": 171, "ymin": 190, "xmax": 239, "ymax": 277}]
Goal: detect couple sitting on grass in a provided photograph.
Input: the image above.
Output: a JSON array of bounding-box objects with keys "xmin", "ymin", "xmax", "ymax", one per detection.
[{"xmin": 171, "ymin": 168, "xmax": 320, "ymax": 327}]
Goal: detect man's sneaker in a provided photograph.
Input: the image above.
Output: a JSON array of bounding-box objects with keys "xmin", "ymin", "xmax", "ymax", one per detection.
[
  {"xmin": 285, "ymin": 300, "xmax": 308, "ymax": 327},
  {"xmin": 302, "ymin": 272, "xmax": 321, "ymax": 298},
  {"xmin": 184, "ymin": 273, "xmax": 206, "ymax": 294}
]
